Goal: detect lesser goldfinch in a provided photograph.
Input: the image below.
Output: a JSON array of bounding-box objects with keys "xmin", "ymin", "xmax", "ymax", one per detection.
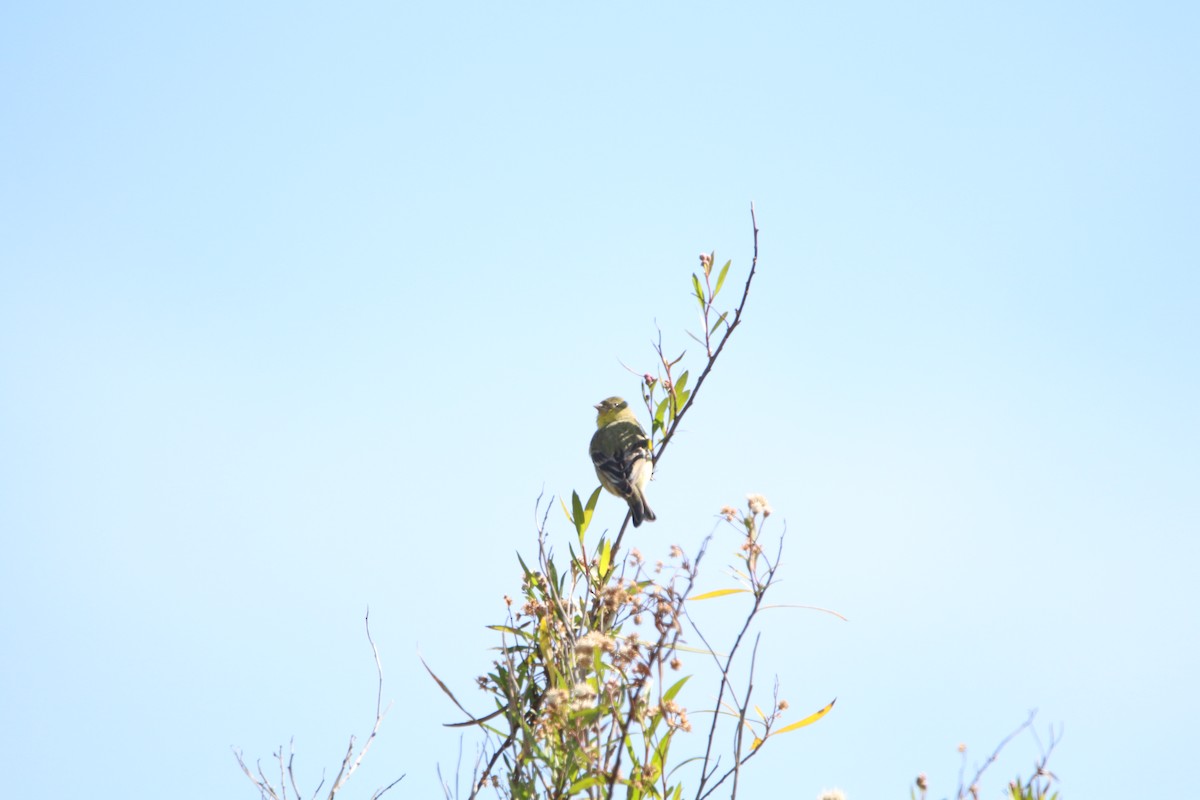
[{"xmin": 589, "ymin": 396, "xmax": 656, "ymax": 527}]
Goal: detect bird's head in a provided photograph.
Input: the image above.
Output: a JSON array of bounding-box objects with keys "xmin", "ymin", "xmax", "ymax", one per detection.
[{"xmin": 594, "ymin": 396, "xmax": 631, "ymax": 427}]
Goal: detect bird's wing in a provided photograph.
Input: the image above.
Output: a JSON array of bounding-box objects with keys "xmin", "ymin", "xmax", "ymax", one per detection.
[
  {"xmin": 592, "ymin": 448, "xmax": 636, "ymax": 495},
  {"xmin": 591, "ymin": 423, "xmax": 651, "ymax": 496}
]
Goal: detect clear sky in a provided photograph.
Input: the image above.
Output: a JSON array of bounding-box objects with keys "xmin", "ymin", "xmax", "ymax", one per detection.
[{"xmin": 2, "ymin": 2, "xmax": 1197, "ymax": 798}]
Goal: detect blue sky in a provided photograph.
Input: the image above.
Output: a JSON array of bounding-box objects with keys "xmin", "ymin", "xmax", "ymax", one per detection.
[{"xmin": 2, "ymin": 2, "xmax": 1197, "ymax": 798}]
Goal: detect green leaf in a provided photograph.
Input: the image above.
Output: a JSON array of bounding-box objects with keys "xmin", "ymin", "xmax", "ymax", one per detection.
[
  {"xmin": 655, "ymin": 396, "xmax": 669, "ymax": 427},
  {"xmin": 572, "ymin": 490, "xmax": 584, "ymax": 528},
  {"xmin": 598, "ymin": 537, "xmax": 612, "ymax": 577},
  {"xmin": 624, "ymin": 739, "xmax": 641, "ymax": 776},
  {"xmin": 714, "ymin": 259, "xmax": 732, "ymax": 297},
  {"xmin": 710, "ymin": 310, "xmax": 729, "ymax": 334},
  {"xmin": 585, "ymin": 485, "xmax": 602, "ymax": 514},
  {"xmin": 674, "ymin": 370, "xmax": 689, "ymax": 395},
  {"xmin": 663, "ymin": 675, "xmax": 691, "ymax": 702},
  {"xmin": 651, "ymin": 730, "xmax": 672, "ymax": 772},
  {"xmin": 570, "ymin": 705, "xmax": 604, "ymax": 726},
  {"xmin": 676, "ymin": 389, "xmax": 691, "ymax": 409},
  {"xmin": 691, "ymin": 273, "xmax": 705, "ymax": 309},
  {"xmin": 487, "ymin": 624, "xmax": 533, "ymax": 640},
  {"xmin": 570, "ymin": 776, "xmax": 604, "ymax": 793},
  {"xmin": 581, "ymin": 485, "xmax": 602, "ymax": 535}
]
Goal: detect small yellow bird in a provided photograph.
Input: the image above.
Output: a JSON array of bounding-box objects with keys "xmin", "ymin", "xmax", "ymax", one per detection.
[{"xmin": 589, "ymin": 396, "xmax": 656, "ymax": 527}]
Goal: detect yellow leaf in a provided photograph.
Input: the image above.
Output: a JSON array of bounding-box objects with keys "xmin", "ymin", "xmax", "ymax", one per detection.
[
  {"xmin": 690, "ymin": 588, "xmax": 749, "ymax": 601},
  {"xmin": 772, "ymin": 698, "xmax": 837, "ymax": 736},
  {"xmin": 754, "ymin": 704, "xmax": 766, "ymax": 721},
  {"xmin": 751, "ymin": 737, "xmax": 763, "ymax": 750}
]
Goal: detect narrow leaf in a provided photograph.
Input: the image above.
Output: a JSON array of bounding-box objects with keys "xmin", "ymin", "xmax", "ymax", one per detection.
[
  {"xmin": 675, "ymin": 370, "xmax": 689, "ymax": 395},
  {"xmin": 690, "ymin": 588, "xmax": 750, "ymax": 601},
  {"xmin": 584, "ymin": 485, "xmax": 603, "ymax": 515},
  {"xmin": 663, "ymin": 675, "xmax": 691, "ymax": 703},
  {"xmin": 691, "ymin": 273, "xmax": 705, "ymax": 309},
  {"xmin": 759, "ymin": 603, "xmax": 849, "ymax": 621},
  {"xmin": 652, "ymin": 731, "xmax": 672, "ymax": 772},
  {"xmin": 772, "ymin": 698, "xmax": 837, "ymax": 736},
  {"xmin": 655, "ymin": 397, "xmax": 669, "ymax": 426},
  {"xmin": 571, "ymin": 705, "xmax": 604, "ymax": 726},
  {"xmin": 486, "ymin": 624, "xmax": 532, "ymax": 640},
  {"xmin": 570, "ymin": 776, "xmax": 603, "ymax": 793},
  {"xmin": 572, "ymin": 490, "xmax": 584, "ymax": 527},
  {"xmin": 598, "ymin": 537, "xmax": 612, "ymax": 577},
  {"xmin": 710, "ymin": 311, "xmax": 729, "ymax": 334},
  {"xmin": 714, "ymin": 259, "xmax": 732, "ymax": 297},
  {"xmin": 420, "ymin": 656, "xmax": 480, "ymax": 723}
]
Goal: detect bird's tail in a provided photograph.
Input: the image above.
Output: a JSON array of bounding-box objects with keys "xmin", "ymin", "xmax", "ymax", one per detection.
[{"xmin": 631, "ymin": 491, "xmax": 656, "ymax": 527}]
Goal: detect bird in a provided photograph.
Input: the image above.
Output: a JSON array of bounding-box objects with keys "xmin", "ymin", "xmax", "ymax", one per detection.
[{"xmin": 589, "ymin": 396, "xmax": 656, "ymax": 527}]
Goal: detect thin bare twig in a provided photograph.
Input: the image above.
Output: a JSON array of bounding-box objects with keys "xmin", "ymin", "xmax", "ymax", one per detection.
[
  {"xmin": 326, "ymin": 610, "xmax": 396, "ymax": 798},
  {"xmin": 233, "ymin": 748, "xmax": 280, "ymax": 800},
  {"xmin": 369, "ymin": 775, "xmax": 406, "ymax": 800},
  {"xmin": 730, "ymin": 633, "xmax": 761, "ymax": 799},
  {"xmin": 234, "ymin": 611, "xmax": 402, "ymax": 800},
  {"xmin": 958, "ymin": 710, "xmax": 1038, "ymax": 800},
  {"xmin": 1027, "ymin": 723, "xmax": 1062, "ymax": 791},
  {"xmin": 278, "ymin": 745, "xmax": 288, "ymax": 800},
  {"xmin": 690, "ymin": 522, "xmax": 785, "ymax": 800}
]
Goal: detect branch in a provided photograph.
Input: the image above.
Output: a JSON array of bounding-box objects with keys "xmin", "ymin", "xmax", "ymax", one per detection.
[
  {"xmin": 326, "ymin": 611, "xmax": 396, "ymax": 797},
  {"xmin": 958, "ymin": 710, "xmax": 1038, "ymax": 800},
  {"xmin": 603, "ymin": 543, "xmax": 707, "ymax": 800},
  {"xmin": 691, "ymin": 521, "xmax": 784, "ymax": 800},
  {"xmin": 233, "ymin": 748, "xmax": 281, "ymax": 800},
  {"xmin": 613, "ymin": 204, "xmax": 759, "ymax": 563},
  {"xmin": 655, "ymin": 203, "xmax": 760, "ymax": 465}
]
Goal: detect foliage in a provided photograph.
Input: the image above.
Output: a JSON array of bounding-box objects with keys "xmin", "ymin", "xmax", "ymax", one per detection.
[
  {"xmin": 426, "ymin": 207, "xmax": 837, "ymax": 800},
  {"xmin": 234, "ymin": 206, "xmax": 1065, "ymax": 800}
]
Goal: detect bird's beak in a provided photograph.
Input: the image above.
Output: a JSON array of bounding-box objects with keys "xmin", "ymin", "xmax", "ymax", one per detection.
[{"xmin": 594, "ymin": 403, "xmax": 603, "ymax": 411}]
